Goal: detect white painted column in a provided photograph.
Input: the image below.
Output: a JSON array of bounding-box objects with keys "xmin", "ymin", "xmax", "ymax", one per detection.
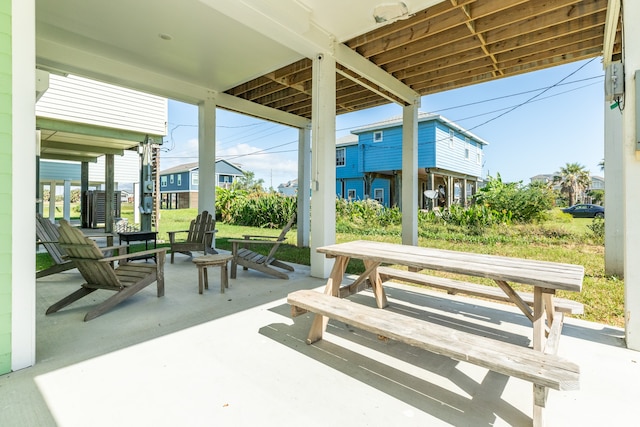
[
  {"xmin": 63, "ymin": 179, "xmax": 71, "ymax": 221},
  {"xmin": 623, "ymin": 0, "xmax": 640, "ymax": 350},
  {"xmin": 11, "ymin": 0, "xmax": 36, "ymax": 371},
  {"xmin": 297, "ymin": 125, "xmax": 311, "ymax": 247},
  {"xmin": 604, "ymin": 97, "xmax": 623, "ymax": 276},
  {"xmin": 48, "ymin": 182, "xmax": 56, "ymax": 221},
  {"xmin": 402, "ymin": 102, "xmax": 418, "ymax": 246},
  {"xmin": 310, "ymin": 53, "xmax": 336, "ymax": 278},
  {"xmin": 198, "ymin": 92, "xmax": 216, "ymax": 214}
]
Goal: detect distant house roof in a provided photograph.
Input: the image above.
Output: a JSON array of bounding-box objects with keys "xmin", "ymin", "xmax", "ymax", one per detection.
[
  {"xmin": 278, "ymin": 179, "xmax": 298, "ymax": 189},
  {"xmin": 160, "ymin": 159, "xmax": 243, "ymax": 176},
  {"xmin": 350, "ymin": 112, "xmax": 489, "ymax": 146},
  {"xmin": 336, "ymin": 134, "xmax": 358, "ymax": 147}
]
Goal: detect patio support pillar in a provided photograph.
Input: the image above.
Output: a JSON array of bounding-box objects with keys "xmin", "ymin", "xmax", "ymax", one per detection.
[
  {"xmin": 623, "ymin": 0, "xmax": 640, "ymax": 350},
  {"xmin": 198, "ymin": 92, "xmax": 216, "ymax": 215},
  {"xmin": 310, "ymin": 53, "xmax": 336, "ymax": 278},
  {"xmin": 63, "ymin": 179, "xmax": 71, "ymax": 222},
  {"xmin": 604, "ymin": 95, "xmax": 623, "ymax": 276},
  {"xmin": 401, "ymin": 102, "xmax": 418, "ymax": 246},
  {"xmin": 297, "ymin": 125, "xmax": 311, "ymax": 247},
  {"xmin": 81, "ymin": 161, "xmax": 89, "ymax": 227},
  {"xmin": 48, "ymin": 182, "xmax": 56, "ymax": 221},
  {"xmin": 104, "ymin": 154, "xmax": 114, "ymax": 233}
]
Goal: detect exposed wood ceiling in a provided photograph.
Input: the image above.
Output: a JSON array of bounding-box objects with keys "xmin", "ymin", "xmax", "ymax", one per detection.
[{"xmin": 226, "ymin": 0, "xmax": 621, "ymax": 119}]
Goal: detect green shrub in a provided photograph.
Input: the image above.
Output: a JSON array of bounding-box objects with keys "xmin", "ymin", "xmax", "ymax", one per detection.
[
  {"xmin": 587, "ymin": 217, "xmax": 605, "ymax": 244},
  {"xmin": 474, "ymin": 174, "xmax": 554, "ymax": 222}
]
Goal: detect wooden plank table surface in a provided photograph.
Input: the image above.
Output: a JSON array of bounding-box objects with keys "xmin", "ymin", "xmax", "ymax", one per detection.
[{"xmin": 312, "ymin": 240, "xmax": 584, "ymax": 353}]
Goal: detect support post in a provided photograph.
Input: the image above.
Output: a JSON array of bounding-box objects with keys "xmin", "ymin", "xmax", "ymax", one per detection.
[
  {"xmin": 81, "ymin": 161, "xmax": 89, "ymax": 227},
  {"xmin": 48, "ymin": 182, "xmax": 56, "ymax": 221},
  {"xmin": 623, "ymin": 0, "xmax": 640, "ymax": 350},
  {"xmin": 297, "ymin": 126, "xmax": 311, "ymax": 247},
  {"xmin": 401, "ymin": 102, "xmax": 418, "ymax": 246},
  {"xmin": 198, "ymin": 92, "xmax": 216, "ymax": 215},
  {"xmin": 604, "ymin": 90, "xmax": 623, "ymax": 276},
  {"xmin": 105, "ymin": 154, "xmax": 114, "ymax": 233},
  {"xmin": 310, "ymin": 53, "xmax": 336, "ymax": 278},
  {"xmin": 63, "ymin": 179, "xmax": 71, "ymax": 221}
]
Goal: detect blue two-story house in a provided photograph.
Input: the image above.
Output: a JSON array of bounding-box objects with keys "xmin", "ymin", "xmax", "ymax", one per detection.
[
  {"xmin": 337, "ymin": 113, "xmax": 488, "ymax": 209},
  {"xmin": 159, "ymin": 159, "xmax": 244, "ymax": 209}
]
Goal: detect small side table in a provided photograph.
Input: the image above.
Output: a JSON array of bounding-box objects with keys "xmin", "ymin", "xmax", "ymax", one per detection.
[
  {"xmin": 118, "ymin": 231, "xmax": 158, "ymax": 262},
  {"xmin": 193, "ymin": 254, "xmax": 233, "ymax": 294}
]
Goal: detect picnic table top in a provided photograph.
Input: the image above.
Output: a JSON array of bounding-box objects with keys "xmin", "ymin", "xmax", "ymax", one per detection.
[{"xmin": 316, "ymin": 240, "xmax": 584, "ymax": 292}]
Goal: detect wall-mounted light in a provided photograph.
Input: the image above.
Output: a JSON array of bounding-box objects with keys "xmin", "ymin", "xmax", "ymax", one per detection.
[{"xmin": 373, "ymin": 2, "xmax": 410, "ymax": 23}]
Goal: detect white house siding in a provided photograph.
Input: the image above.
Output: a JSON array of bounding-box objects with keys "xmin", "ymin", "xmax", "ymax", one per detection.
[
  {"xmin": 35, "ymin": 74, "xmax": 166, "ymax": 136},
  {"xmin": 89, "ymin": 150, "xmax": 139, "ymax": 183}
]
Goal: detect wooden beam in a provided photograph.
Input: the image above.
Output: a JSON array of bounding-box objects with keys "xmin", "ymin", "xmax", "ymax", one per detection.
[{"xmin": 40, "ymin": 141, "xmax": 125, "ymax": 155}]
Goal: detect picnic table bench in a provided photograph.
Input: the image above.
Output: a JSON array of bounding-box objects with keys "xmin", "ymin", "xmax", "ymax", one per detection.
[{"xmin": 287, "ymin": 240, "xmax": 584, "ymax": 427}]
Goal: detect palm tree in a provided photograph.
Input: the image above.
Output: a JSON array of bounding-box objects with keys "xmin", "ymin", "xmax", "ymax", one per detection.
[
  {"xmin": 553, "ymin": 162, "xmax": 591, "ymax": 206},
  {"xmin": 598, "ymin": 158, "xmax": 604, "ymax": 172}
]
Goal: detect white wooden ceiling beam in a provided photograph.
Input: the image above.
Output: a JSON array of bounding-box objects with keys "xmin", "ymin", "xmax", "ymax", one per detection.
[{"xmin": 201, "ymin": 0, "xmax": 419, "ymax": 106}]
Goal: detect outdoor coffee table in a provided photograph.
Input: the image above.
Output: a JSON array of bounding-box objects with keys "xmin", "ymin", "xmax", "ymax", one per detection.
[{"xmin": 192, "ymin": 254, "xmax": 233, "ymax": 294}]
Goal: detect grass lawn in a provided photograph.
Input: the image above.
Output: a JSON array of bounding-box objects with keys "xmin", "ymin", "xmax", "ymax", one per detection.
[{"xmin": 37, "ymin": 205, "xmax": 622, "ymax": 327}]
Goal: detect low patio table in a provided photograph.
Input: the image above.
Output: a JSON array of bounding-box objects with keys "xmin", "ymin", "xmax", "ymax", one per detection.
[{"xmin": 193, "ymin": 254, "xmax": 233, "ymax": 294}]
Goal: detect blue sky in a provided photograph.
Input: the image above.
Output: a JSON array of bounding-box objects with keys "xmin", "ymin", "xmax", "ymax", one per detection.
[{"xmin": 162, "ymin": 57, "xmax": 606, "ymax": 189}]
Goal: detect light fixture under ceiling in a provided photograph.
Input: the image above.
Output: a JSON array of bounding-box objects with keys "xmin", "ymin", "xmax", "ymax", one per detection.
[
  {"xmin": 373, "ymin": 2, "xmax": 410, "ymax": 23},
  {"xmin": 158, "ymin": 33, "xmax": 173, "ymax": 41}
]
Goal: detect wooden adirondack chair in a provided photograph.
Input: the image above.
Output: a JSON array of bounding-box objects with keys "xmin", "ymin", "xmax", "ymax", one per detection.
[
  {"xmin": 36, "ymin": 213, "xmax": 115, "ymax": 278},
  {"xmin": 46, "ymin": 220, "xmax": 167, "ymax": 321},
  {"xmin": 167, "ymin": 210, "xmax": 217, "ymax": 263},
  {"xmin": 230, "ymin": 214, "xmax": 296, "ymax": 280}
]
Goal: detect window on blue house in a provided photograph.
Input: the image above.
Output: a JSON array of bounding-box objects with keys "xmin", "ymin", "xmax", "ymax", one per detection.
[
  {"xmin": 336, "ymin": 147, "xmax": 345, "ymax": 166},
  {"xmin": 177, "ymin": 174, "xmax": 182, "ymax": 186},
  {"xmin": 347, "ymin": 189, "xmax": 356, "ymax": 200},
  {"xmin": 161, "ymin": 176, "xmax": 167, "ymax": 187},
  {"xmin": 373, "ymin": 131, "xmax": 383, "ymax": 142},
  {"xmin": 170, "ymin": 174, "xmax": 174, "ymax": 184},
  {"xmin": 374, "ymin": 188, "xmax": 384, "ymax": 204},
  {"xmin": 192, "ymin": 172, "xmax": 199, "ymax": 186}
]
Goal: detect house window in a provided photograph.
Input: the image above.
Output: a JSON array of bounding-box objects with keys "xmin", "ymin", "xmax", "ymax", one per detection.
[
  {"xmin": 336, "ymin": 147, "xmax": 346, "ymax": 166},
  {"xmin": 373, "ymin": 131, "xmax": 383, "ymax": 142},
  {"xmin": 449, "ymin": 129, "xmax": 454, "ymax": 148},
  {"xmin": 465, "ymin": 148, "xmax": 470, "ymax": 159},
  {"xmin": 192, "ymin": 171, "xmax": 199, "ymax": 186},
  {"xmin": 161, "ymin": 176, "xmax": 167, "ymax": 187},
  {"xmin": 476, "ymin": 150, "xmax": 481, "ymax": 165},
  {"xmin": 177, "ymin": 175, "xmax": 182, "ymax": 186},
  {"xmin": 347, "ymin": 189, "xmax": 356, "ymax": 200},
  {"xmin": 373, "ymin": 188, "xmax": 384, "ymax": 204},
  {"xmin": 170, "ymin": 174, "xmax": 174, "ymax": 184}
]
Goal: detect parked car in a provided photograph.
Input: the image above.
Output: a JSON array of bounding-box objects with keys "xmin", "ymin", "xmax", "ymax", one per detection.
[{"xmin": 562, "ymin": 204, "xmax": 604, "ymax": 218}]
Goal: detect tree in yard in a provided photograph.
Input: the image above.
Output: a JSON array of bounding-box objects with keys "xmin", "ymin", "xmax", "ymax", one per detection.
[
  {"xmin": 232, "ymin": 170, "xmax": 265, "ymax": 193},
  {"xmin": 553, "ymin": 162, "xmax": 591, "ymax": 207}
]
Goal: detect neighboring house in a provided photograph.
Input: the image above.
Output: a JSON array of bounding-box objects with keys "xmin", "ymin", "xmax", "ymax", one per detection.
[
  {"xmin": 159, "ymin": 159, "xmax": 244, "ymax": 209},
  {"xmin": 590, "ymin": 175, "xmax": 605, "ymax": 190},
  {"xmin": 530, "ymin": 173, "xmax": 604, "ymax": 204},
  {"xmin": 337, "ymin": 113, "xmax": 488, "ymax": 209},
  {"xmin": 36, "ymin": 73, "xmax": 167, "ymax": 224},
  {"xmin": 278, "ymin": 179, "xmax": 298, "ymax": 196}
]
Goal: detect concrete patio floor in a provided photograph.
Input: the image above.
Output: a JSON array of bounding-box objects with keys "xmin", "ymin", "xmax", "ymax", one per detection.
[{"xmin": 2, "ymin": 252, "xmax": 640, "ymax": 426}]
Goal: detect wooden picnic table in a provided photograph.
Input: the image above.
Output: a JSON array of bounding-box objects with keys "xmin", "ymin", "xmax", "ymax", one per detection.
[
  {"xmin": 289, "ymin": 240, "xmax": 584, "ymax": 426},
  {"xmin": 313, "ymin": 240, "xmax": 583, "ymax": 352}
]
